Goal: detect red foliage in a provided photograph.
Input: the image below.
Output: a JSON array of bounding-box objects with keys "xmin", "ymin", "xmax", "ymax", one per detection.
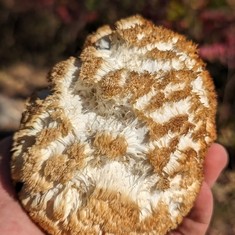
[
  {"xmin": 198, "ymin": 9, "xmax": 235, "ymax": 68},
  {"xmin": 1, "ymin": 0, "xmax": 234, "ymax": 69},
  {"xmin": 200, "ymin": 44, "xmax": 227, "ymax": 65}
]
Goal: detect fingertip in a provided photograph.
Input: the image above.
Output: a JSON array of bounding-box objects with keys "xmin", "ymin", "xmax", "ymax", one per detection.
[
  {"xmin": 204, "ymin": 143, "xmax": 228, "ymax": 187},
  {"xmin": 207, "ymin": 143, "xmax": 228, "ymax": 167}
]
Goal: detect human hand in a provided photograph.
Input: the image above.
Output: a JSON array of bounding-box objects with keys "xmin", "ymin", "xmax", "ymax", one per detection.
[
  {"xmin": 0, "ymin": 137, "xmax": 44, "ymax": 235},
  {"xmin": 168, "ymin": 143, "xmax": 228, "ymax": 235},
  {"xmin": 0, "ymin": 137, "xmax": 227, "ymax": 235}
]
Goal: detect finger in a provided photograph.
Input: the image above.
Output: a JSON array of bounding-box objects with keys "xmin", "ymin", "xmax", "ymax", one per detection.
[
  {"xmin": 188, "ymin": 182, "xmax": 213, "ymax": 225},
  {"xmin": 169, "ymin": 182, "xmax": 213, "ymax": 235},
  {"xmin": 204, "ymin": 143, "xmax": 228, "ymax": 187}
]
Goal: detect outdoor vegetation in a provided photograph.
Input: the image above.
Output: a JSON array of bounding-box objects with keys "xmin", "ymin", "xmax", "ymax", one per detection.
[{"xmin": 0, "ymin": 0, "xmax": 234, "ymax": 234}]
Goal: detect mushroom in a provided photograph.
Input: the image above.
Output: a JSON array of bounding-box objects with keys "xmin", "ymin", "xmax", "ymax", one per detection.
[{"xmin": 11, "ymin": 15, "xmax": 217, "ymax": 235}]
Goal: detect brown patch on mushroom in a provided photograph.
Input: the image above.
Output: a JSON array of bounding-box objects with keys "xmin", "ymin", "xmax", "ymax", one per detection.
[
  {"xmin": 144, "ymin": 114, "xmax": 189, "ymax": 140},
  {"xmin": 117, "ymin": 25, "xmax": 153, "ymax": 47},
  {"xmin": 65, "ymin": 142, "xmax": 86, "ymax": 167},
  {"xmin": 93, "ymin": 132, "xmax": 127, "ymax": 158},
  {"xmin": 154, "ymin": 177, "xmax": 170, "ymax": 191},
  {"xmin": 143, "ymin": 86, "xmax": 191, "ymax": 113},
  {"xmin": 191, "ymin": 124, "xmax": 207, "ymax": 142},
  {"xmin": 162, "ymin": 70, "xmax": 197, "ymax": 87},
  {"xmin": 76, "ymin": 188, "xmax": 140, "ymax": 234},
  {"xmin": 146, "ymin": 48, "xmax": 178, "ymax": 60},
  {"xmin": 99, "ymin": 69, "xmax": 124, "ymax": 98},
  {"xmin": 43, "ymin": 154, "xmax": 68, "ymax": 182},
  {"xmin": 179, "ymin": 147, "xmax": 204, "ymax": 188},
  {"xmin": 167, "ymin": 86, "xmax": 191, "ymax": 101},
  {"xmin": 48, "ymin": 57, "xmax": 74, "ymax": 83},
  {"xmin": 144, "ymin": 92, "xmax": 166, "ymax": 112},
  {"xmin": 35, "ymin": 128, "xmax": 62, "ymax": 148},
  {"xmin": 125, "ymin": 71, "xmax": 155, "ymax": 103},
  {"xmin": 79, "ymin": 46, "xmax": 103, "ymax": 82},
  {"xmin": 148, "ymin": 147, "xmax": 172, "ymax": 174}
]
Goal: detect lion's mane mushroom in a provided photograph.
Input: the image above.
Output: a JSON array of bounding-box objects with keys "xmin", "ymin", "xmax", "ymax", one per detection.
[{"xmin": 11, "ymin": 15, "xmax": 217, "ymax": 235}]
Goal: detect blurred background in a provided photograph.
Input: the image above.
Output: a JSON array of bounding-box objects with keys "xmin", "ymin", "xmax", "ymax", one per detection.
[{"xmin": 0, "ymin": 0, "xmax": 234, "ymax": 234}]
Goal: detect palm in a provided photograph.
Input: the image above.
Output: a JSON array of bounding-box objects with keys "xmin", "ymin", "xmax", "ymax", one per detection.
[{"xmin": 0, "ymin": 138, "xmax": 227, "ymax": 235}]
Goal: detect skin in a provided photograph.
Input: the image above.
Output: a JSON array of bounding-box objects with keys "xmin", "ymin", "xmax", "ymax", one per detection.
[{"xmin": 0, "ymin": 137, "xmax": 228, "ymax": 235}]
